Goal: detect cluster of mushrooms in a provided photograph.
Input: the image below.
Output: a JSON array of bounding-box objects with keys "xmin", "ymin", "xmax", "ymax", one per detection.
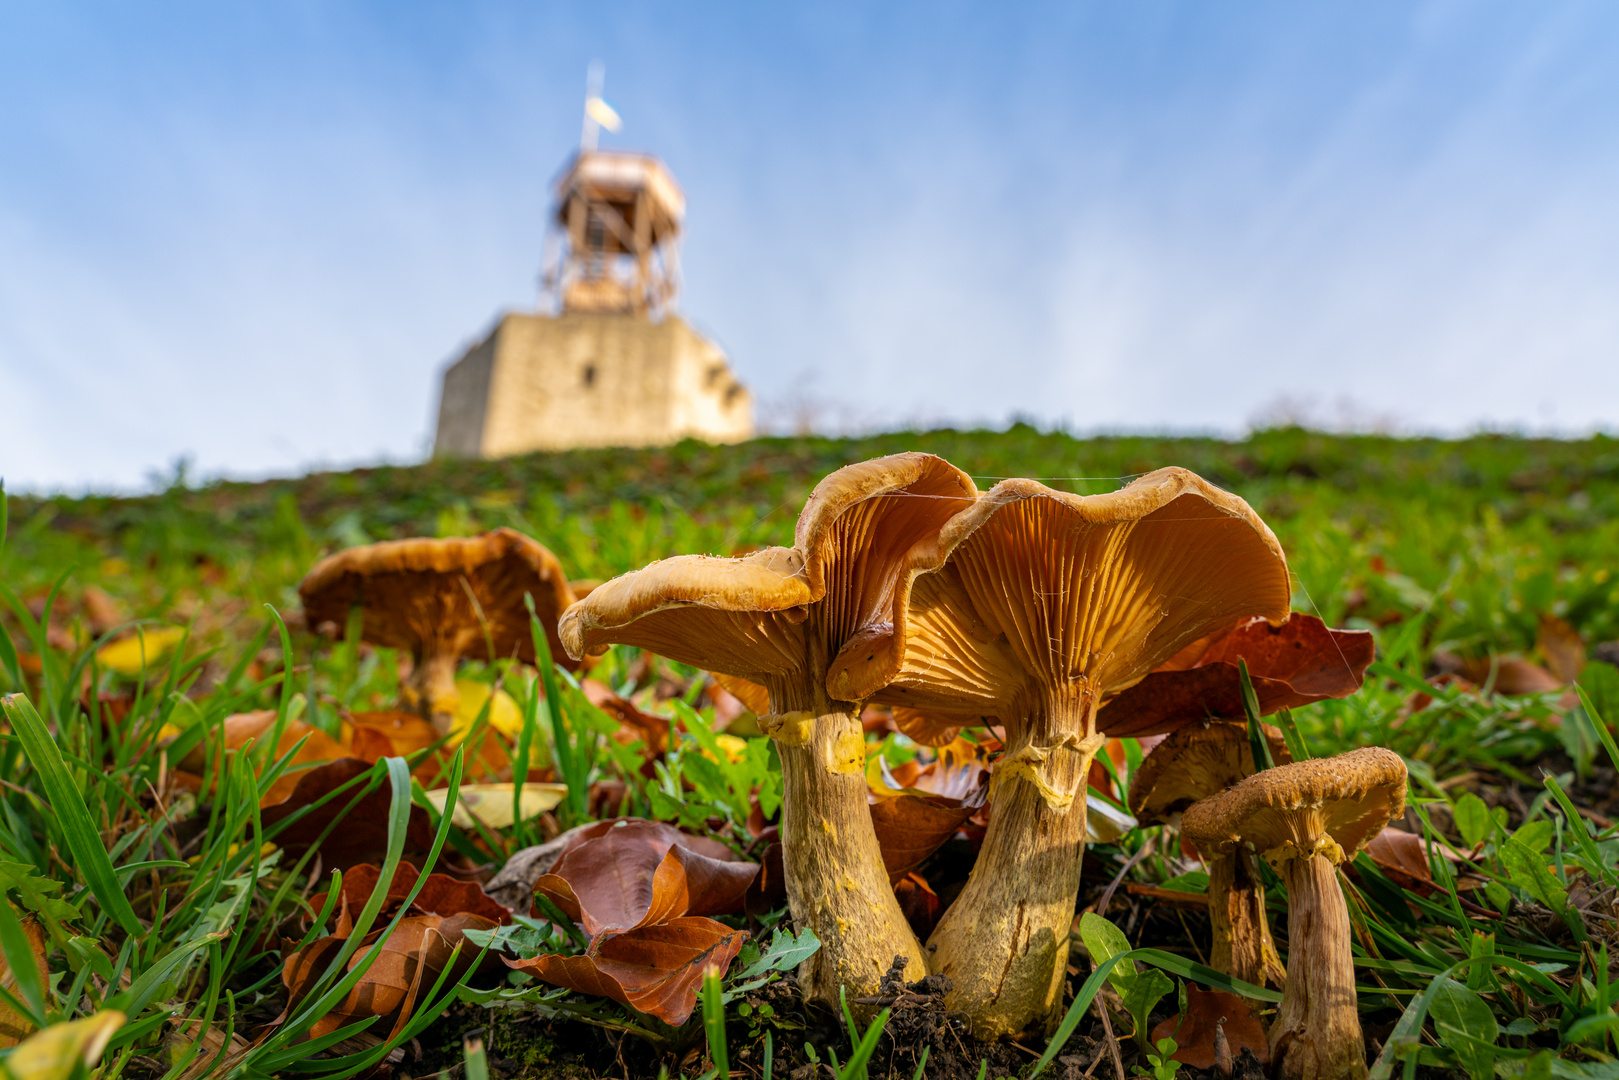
[{"xmin": 298, "ymin": 454, "xmax": 1406, "ymax": 1080}]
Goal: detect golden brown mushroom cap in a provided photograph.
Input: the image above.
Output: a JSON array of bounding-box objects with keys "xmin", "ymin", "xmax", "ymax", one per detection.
[
  {"xmin": 1179, "ymin": 747, "xmax": 1407, "ymax": 866},
  {"xmin": 298, "ymin": 527, "xmax": 577, "ymax": 668},
  {"xmin": 558, "ymin": 453, "xmax": 978, "ymax": 689},
  {"xmin": 843, "ymin": 467, "xmax": 1293, "ymax": 710},
  {"xmin": 1128, "ymin": 721, "xmax": 1291, "ymax": 825}
]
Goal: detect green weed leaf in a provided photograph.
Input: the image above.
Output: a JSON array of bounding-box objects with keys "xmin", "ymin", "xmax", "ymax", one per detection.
[
  {"xmin": 1429, "ymin": 977, "xmax": 1497, "ymax": 1080},
  {"xmin": 1079, "ymin": 912, "xmax": 1174, "ymax": 1048},
  {"xmin": 1452, "ymin": 793, "xmax": 1493, "ymax": 847},
  {"xmin": 725, "ymin": 927, "xmax": 821, "ymax": 1002}
]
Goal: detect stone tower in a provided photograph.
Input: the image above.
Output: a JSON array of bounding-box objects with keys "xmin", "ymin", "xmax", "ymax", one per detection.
[{"xmin": 433, "ymin": 147, "xmax": 753, "ymax": 458}]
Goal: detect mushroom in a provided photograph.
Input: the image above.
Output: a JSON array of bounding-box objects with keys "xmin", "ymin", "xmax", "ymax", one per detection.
[
  {"xmin": 1180, "ymin": 748, "xmax": 1408, "ymax": 1080},
  {"xmin": 1128, "ymin": 721, "xmax": 1290, "ymax": 990},
  {"xmin": 299, "ymin": 528, "xmax": 577, "ymax": 735},
  {"xmin": 558, "ymin": 453, "xmax": 978, "ymax": 1004},
  {"xmin": 827, "ymin": 468, "xmax": 1293, "ymax": 1037}
]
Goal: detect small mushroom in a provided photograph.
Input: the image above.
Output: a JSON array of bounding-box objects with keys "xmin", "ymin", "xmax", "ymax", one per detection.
[
  {"xmin": 299, "ymin": 528, "xmax": 577, "ymax": 735},
  {"xmin": 827, "ymin": 468, "xmax": 1293, "ymax": 1037},
  {"xmin": 1128, "ymin": 722, "xmax": 1290, "ymax": 990},
  {"xmin": 1180, "ymin": 748, "xmax": 1408, "ymax": 1080},
  {"xmin": 559, "ymin": 453, "xmax": 978, "ymax": 1005}
]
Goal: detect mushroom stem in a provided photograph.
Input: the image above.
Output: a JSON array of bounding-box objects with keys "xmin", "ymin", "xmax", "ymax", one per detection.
[
  {"xmin": 1207, "ymin": 849, "xmax": 1286, "ymax": 991},
  {"xmin": 768, "ymin": 677, "xmax": 926, "ymax": 1006},
  {"xmin": 1270, "ymin": 853, "xmax": 1365, "ymax": 1080},
  {"xmin": 925, "ymin": 689, "xmax": 1102, "ymax": 1039},
  {"xmin": 411, "ymin": 651, "xmax": 461, "ymax": 736}
]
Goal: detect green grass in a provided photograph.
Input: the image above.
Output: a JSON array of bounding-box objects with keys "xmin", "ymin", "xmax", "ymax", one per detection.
[{"xmin": 1, "ymin": 426, "xmax": 1618, "ymax": 1078}]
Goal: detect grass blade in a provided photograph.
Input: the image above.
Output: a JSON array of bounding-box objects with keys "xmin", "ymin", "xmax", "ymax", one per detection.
[
  {"xmin": 464, "ymin": 1033, "xmax": 489, "ymax": 1080},
  {"xmin": 1238, "ymin": 660, "xmax": 1276, "ymax": 771},
  {"xmin": 0, "ymin": 693, "xmax": 145, "ymax": 937},
  {"xmin": 0, "ymin": 896, "xmax": 47, "ymax": 1024},
  {"xmin": 702, "ymin": 968, "xmax": 729, "ymax": 1079}
]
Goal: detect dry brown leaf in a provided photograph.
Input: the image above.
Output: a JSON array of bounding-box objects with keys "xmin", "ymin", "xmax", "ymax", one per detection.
[
  {"xmin": 743, "ymin": 841, "xmax": 786, "ymax": 916},
  {"xmin": 546, "ymin": 818, "xmax": 739, "ymax": 866},
  {"xmin": 311, "ymin": 862, "xmax": 512, "ymax": 934},
  {"xmin": 283, "ymin": 912, "xmax": 499, "ymax": 1039},
  {"xmin": 867, "ymin": 795, "xmax": 978, "ymax": 883},
  {"xmin": 507, "ymin": 917, "xmax": 748, "ymax": 1026},
  {"xmin": 1364, "ymin": 828, "xmax": 1434, "ymax": 887},
  {"xmin": 260, "ymin": 758, "xmax": 436, "ymax": 871},
  {"xmin": 1101, "ymin": 615, "xmax": 1375, "ymax": 737},
  {"xmin": 535, "ymin": 823, "xmax": 758, "ymax": 935},
  {"xmin": 180, "ymin": 711, "xmax": 351, "ymax": 806},
  {"xmin": 1150, "ymin": 986, "xmax": 1270, "ymax": 1067},
  {"xmin": 1538, "ymin": 614, "xmax": 1587, "ymax": 685},
  {"xmin": 346, "ymin": 710, "xmax": 511, "ymax": 785},
  {"xmin": 1456, "ymin": 656, "xmax": 1563, "ymax": 696},
  {"xmin": 893, "ymin": 872, "xmax": 942, "ymax": 939},
  {"xmin": 581, "ymin": 681, "xmax": 671, "ymax": 758}
]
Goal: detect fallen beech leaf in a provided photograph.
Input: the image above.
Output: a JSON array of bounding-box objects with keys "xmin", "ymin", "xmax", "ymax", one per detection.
[
  {"xmin": 893, "ymin": 873, "xmax": 942, "ymax": 938},
  {"xmin": 867, "ymin": 794, "xmax": 977, "ymax": 883},
  {"xmin": 508, "ymin": 917, "xmax": 748, "ymax": 1026},
  {"xmin": 1539, "ymin": 614, "xmax": 1586, "ymax": 685},
  {"xmin": 536, "ymin": 824, "xmax": 758, "ymax": 935},
  {"xmin": 1150, "ymin": 987, "xmax": 1269, "ymax": 1068},
  {"xmin": 1365, "ymin": 827, "xmax": 1433, "ymax": 887},
  {"xmin": 346, "ymin": 710, "xmax": 511, "ymax": 785},
  {"xmin": 582, "ymin": 681, "xmax": 670, "ymax": 757},
  {"xmin": 177, "ymin": 711, "xmax": 351, "ymax": 806},
  {"xmin": 1101, "ymin": 615, "xmax": 1375, "ymax": 737},
  {"xmin": 312, "ymin": 862, "xmax": 512, "ymax": 933},
  {"xmin": 284, "ymin": 912, "xmax": 498, "ymax": 1039},
  {"xmin": 551, "ymin": 818, "xmax": 740, "ymax": 866},
  {"xmin": 744, "ymin": 841, "xmax": 786, "ymax": 916},
  {"xmin": 97, "ymin": 626, "xmax": 185, "ymax": 677},
  {"xmin": 1455, "ymin": 656, "xmax": 1562, "ymax": 696},
  {"xmin": 451, "ymin": 679, "xmax": 525, "ymax": 741},
  {"xmin": 260, "ymin": 758, "xmax": 435, "ymax": 870},
  {"xmin": 422, "ymin": 783, "xmax": 569, "ymax": 830}
]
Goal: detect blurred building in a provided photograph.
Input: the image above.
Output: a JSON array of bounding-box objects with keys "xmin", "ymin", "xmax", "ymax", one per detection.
[{"xmin": 433, "ymin": 149, "xmax": 753, "ymax": 458}]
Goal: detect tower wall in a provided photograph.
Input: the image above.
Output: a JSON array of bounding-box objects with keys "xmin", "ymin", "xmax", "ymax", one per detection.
[
  {"xmin": 432, "ymin": 332, "xmax": 496, "ymax": 457},
  {"xmin": 432, "ymin": 311, "xmax": 753, "ymax": 458}
]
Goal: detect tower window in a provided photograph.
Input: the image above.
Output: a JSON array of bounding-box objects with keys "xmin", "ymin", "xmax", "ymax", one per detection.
[{"xmin": 582, "ymin": 364, "xmax": 597, "ymax": 388}]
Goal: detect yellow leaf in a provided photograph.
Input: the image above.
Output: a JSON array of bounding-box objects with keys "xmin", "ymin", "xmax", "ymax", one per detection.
[
  {"xmin": 450, "ymin": 680, "xmax": 524, "ymax": 741},
  {"xmin": 6, "ymin": 1011, "xmax": 125, "ymax": 1080},
  {"xmin": 97, "ymin": 627, "xmax": 186, "ymax": 677},
  {"xmin": 422, "ymin": 783, "xmax": 568, "ymax": 830}
]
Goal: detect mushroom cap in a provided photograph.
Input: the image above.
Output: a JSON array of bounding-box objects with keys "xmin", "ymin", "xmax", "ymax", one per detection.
[
  {"xmin": 558, "ymin": 453, "xmax": 978, "ymax": 690},
  {"xmin": 844, "ymin": 468, "xmax": 1292, "ymax": 716},
  {"xmin": 298, "ymin": 527, "xmax": 577, "ymax": 667},
  {"xmin": 1127, "ymin": 721, "xmax": 1291, "ymax": 825},
  {"xmin": 1179, "ymin": 747, "xmax": 1407, "ymax": 864},
  {"xmin": 1099, "ymin": 614, "xmax": 1375, "ymax": 738}
]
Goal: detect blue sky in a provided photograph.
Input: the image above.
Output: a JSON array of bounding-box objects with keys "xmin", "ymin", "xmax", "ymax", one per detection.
[{"xmin": 3, "ymin": 2, "xmax": 1617, "ymax": 491}]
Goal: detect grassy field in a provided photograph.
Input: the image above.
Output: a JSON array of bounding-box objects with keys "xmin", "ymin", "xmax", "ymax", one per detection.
[{"xmin": 2, "ymin": 427, "xmax": 1618, "ymax": 1079}]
